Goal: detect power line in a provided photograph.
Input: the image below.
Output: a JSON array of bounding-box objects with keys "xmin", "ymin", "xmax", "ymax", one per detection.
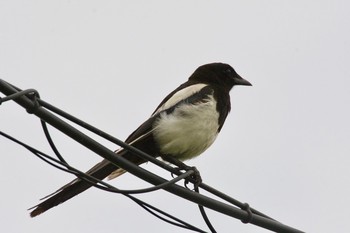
[{"xmin": 0, "ymin": 79, "xmax": 304, "ymax": 233}]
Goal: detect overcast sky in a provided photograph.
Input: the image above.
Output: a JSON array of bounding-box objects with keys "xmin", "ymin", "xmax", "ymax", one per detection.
[{"xmin": 1, "ymin": 1, "xmax": 349, "ymax": 233}]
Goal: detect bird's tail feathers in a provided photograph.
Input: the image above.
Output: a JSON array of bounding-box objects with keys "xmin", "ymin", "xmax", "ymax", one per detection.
[
  {"xmin": 29, "ymin": 132, "xmax": 153, "ymax": 217},
  {"xmin": 29, "ymin": 159, "xmax": 118, "ymax": 217},
  {"xmin": 107, "ymin": 168, "xmax": 126, "ymax": 180}
]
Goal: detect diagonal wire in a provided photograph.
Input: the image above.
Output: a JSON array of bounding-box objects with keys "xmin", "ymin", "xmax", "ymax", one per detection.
[
  {"xmin": 36, "ymin": 97, "xmax": 275, "ymax": 220},
  {"xmin": 0, "ymin": 130, "xmax": 207, "ymax": 233},
  {"xmin": 0, "ymin": 79, "xmax": 305, "ymax": 233}
]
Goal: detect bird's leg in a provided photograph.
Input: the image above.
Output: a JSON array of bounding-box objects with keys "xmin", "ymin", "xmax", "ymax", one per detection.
[{"xmin": 161, "ymin": 154, "xmax": 202, "ymax": 189}]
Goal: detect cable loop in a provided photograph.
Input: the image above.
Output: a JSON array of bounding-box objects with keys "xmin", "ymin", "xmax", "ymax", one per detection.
[
  {"xmin": 26, "ymin": 93, "xmax": 41, "ymax": 114},
  {"xmin": 241, "ymin": 203, "xmax": 253, "ymax": 224}
]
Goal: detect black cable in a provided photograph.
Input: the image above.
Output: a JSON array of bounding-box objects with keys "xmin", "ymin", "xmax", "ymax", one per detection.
[
  {"xmin": 38, "ymin": 112, "xmax": 196, "ymax": 194},
  {"xmin": 0, "ymin": 80, "xmax": 305, "ymax": 233},
  {"xmin": 0, "ymin": 130, "xmax": 206, "ymax": 233},
  {"xmin": 0, "ymin": 87, "xmax": 231, "ymax": 232},
  {"xmin": 38, "ymin": 95, "xmax": 276, "ymax": 222},
  {"xmin": 33, "ymin": 97, "xmax": 263, "ymax": 231},
  {"xmin": 0, "ymin": 83, "xmax": 282, "ymax": 222},
  {"xmin": 0, "ymin": 130, "xmax": 195, "ymax": 195},
  {"xmin": 128, "ymin": 194, "xmax": 207, "ymax": 233},
  {"xmin": 199, "ymin": 183, "xmax": 274, "ymax": 221},
  {"xmin": 40, "ymin": 119, "xmax": 68, "ymax": 164},
  {"xmin": 35, "ymin": 96, "xmax": 274, "ymax": 219},
  {"xmin": 0, "ymin": 88, "xmax": 39, "ymax": 104},
  {"xmin": 37, "ymin": 98, "xmax": 183, "ymax": 176},
  {"xmin": 195, "ymin": 186, "xmax": 217, "ymax": 233}
]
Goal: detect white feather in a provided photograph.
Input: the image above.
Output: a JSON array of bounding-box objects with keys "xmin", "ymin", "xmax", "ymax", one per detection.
[
  {"xmin": 109, "ymin": 84, "xmax": 218, "ymax": 179},
  {"xmin": 153, "ymin": 94, "xmax": 219, "ymax": 161},
  {"xmin": 152, "ymin": 83, "xmax": 208, "ymax": 116}
]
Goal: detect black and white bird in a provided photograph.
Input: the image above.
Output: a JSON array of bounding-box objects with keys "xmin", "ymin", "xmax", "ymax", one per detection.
[{"xmin": 29, "ymin": 62, "xmax": 251, "ymax": 217}]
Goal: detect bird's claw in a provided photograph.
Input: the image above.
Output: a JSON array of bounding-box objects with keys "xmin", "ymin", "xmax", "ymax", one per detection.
[{"xmin": 181, "ymin": 166, "xmax": 202, "ymax": 190}]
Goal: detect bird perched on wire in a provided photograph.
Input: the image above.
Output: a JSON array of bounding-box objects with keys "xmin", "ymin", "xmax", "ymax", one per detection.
[{"xmin": 29, "ymin": 62, "xmax": 252, "ymax": 217}]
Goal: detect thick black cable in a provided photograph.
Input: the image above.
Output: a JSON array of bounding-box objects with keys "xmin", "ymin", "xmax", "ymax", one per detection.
[
  {"xmin": 0, "ymin": 130, "xmax": 195, "ymax": 195},
  {"xmin": 37, "ymin": 98, "xmax": 183, "ymax": 176},
  {"xmin": 39, "ymin": 119, "xmax": 206, "ymax": 230},
  {"xmin": 38, "ymin": 97, "xmax": 276, "ymax": 223},
  {"xmin": 0, "ymin": 87, "xmax": 252, "ymax": 232},
  {"xmin": 0, "ymin": 88, "xmax": 39, "ymax": 104},
  {"xmin": 199, "ymin": 183, "xmax": 274, "ymax": 221},
  {"xmin": 0, "ymin": 79, "xmax": 305, "ymax": 233},
  {"xmin": 38, "ymin": 114, "xmax": 196, "ymax": 194},
  {"xmin": 10, "ymin": 87, "xmax": 280, "ymax": 222},
  {"xmin": 36, "ymin": 97, "xmax": 273, "ymax": 219}
]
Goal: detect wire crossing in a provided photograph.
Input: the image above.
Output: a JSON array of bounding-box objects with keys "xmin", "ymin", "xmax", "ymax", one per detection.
[{"xmin": 0, "ymin": 79, "xmax": 304, "ymax": 233}]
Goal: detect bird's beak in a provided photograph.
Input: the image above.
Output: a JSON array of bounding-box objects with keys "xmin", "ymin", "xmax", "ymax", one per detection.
[{"xmin": 234, "ymin": 74, "xmax": 252, "ymax": 86}]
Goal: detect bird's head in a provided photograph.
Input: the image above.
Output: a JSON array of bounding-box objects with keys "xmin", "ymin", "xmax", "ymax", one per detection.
[{"xmin": 189, "ymin": 63, "xmax": 252, "ymax": 91}]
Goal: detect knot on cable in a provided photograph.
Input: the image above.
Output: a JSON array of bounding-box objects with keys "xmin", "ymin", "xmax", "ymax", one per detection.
[
  {"xmin": 26, "ymin": 94, "xmax": 40, "ymax": 114},
  {"xmin": 241, "ymin": 203, "xmax": 253, "ymax": 224}
]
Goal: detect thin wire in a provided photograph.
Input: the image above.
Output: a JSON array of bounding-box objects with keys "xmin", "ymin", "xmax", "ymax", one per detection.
[
  {"xmin": 37, "ymin": 98, "xmax": 183, "ymax": 176},
  {"xmin": 39, "ymin": 114, "xmax": 197, "ymax": 194},
  {"xmin": 194, "ymin": 186, "xmax": 217, "ymax": 233},
  {"xmin": 128, "ymin": 195, "xmax": 207, "ymax": 233},
  {"xmin": 36, "ymin": 96, "xmax": 276, "ymax": 222},
  {"xmin": 0, "ymin": 87, "xmax": 217, "ymax": 232},
  {"xmin": 40, "ymin": 119, "xmax": 68, "ymax": 164},
  {"xmin": 34, "ymin": 96, "xmax": 252, "ymax": 231},
  {"xmin": 199, "ymin": 183, "xmax": 274, "ymax": 221},
  {"xmin": 35, "ymin": 97, "xmax": 216, "ymax": 231},
  {"xmin": 35, "ymin": 97, "xmax": 274, "ymax": 219},
  {"xmin": 0, "ymin": 80, "xmax": 305, "ymax": 233},
  {"xmin": 0, "ymin": 130, "xmax": 196, "ymax": 195},
  {"xmin": 0, "ymin": 130, "xmax": 206, "ymax": 233}
]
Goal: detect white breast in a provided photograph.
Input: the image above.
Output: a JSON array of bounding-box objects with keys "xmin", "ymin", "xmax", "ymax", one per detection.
[{"xmin": 152, "ymin": 94, "xmax": 219, "ymax": 161}]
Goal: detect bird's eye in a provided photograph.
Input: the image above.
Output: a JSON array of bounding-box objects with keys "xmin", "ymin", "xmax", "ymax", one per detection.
[{"xmin": 224, "ymin": 68, "xmax": 232, "ymax": 74}]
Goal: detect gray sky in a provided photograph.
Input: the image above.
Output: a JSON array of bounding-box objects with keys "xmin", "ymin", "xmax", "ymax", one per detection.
[{"xmin": 1, "ymin": 1, "xmax": 349, "ymax": 232}]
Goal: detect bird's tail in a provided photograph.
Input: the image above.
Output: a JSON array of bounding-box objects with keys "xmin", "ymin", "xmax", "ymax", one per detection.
[{"xmin": 29, "ymin": 150, "xmax": 143, "ymax": 217}]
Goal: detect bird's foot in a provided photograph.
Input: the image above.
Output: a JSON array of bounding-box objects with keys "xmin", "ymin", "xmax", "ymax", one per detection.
[
  {"xmin": 161, "ymin": 155, "xmax": 202, "ymax": 189},
  {"xmin": 184, "ymin": 166, "xmax": 202, "ymax": 189}
]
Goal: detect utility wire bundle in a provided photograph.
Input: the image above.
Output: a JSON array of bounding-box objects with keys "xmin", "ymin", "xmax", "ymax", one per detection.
[{"xmin": 0, "ymin": 79, "xmax": 304, "ymax": 233}]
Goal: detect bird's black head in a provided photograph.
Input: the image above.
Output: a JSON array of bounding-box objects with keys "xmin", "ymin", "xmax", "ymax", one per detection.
[{"xmin": 189, "ymin": 63, "xmax": 252, "ymax": 91}]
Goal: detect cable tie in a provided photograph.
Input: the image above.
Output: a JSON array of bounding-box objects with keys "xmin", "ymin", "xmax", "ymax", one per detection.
[{"xmin": 241, "ymin": 203, "xmax": 253, "ymax": 224}]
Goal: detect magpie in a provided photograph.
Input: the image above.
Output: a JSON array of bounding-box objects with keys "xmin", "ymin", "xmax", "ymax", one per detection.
[{"xmin": 29, "ymin": 62, "xmax": 251, "ymax": 217}]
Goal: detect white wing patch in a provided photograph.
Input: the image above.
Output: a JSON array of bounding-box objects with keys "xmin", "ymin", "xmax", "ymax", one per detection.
[{"xmin": 152, "ymin": 83, "xmax": 208, "ymax": 116}]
